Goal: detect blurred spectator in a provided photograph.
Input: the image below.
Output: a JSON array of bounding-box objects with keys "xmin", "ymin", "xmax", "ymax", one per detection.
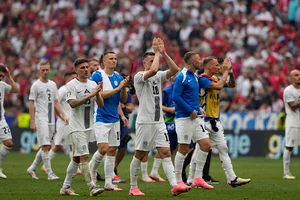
[{"xmin": 0, "ymin": 0, "xmax": 298, "ymax": 119}]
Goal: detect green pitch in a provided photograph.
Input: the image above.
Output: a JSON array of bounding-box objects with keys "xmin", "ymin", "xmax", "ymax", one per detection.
[{"xmin": 0, "ymin": 152, "xmax": 299, "ymax": 200}]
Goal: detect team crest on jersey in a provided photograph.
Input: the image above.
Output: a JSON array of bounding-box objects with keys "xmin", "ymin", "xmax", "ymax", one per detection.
[
  {"xmin": 66, "ymin": 91, "xmax": 71, "ymax": 97},
  {"xmin": 153, "ymin": 81, "xmax": 158, "ymax": 85},
  {"xmin": 82, "ymin": 145, "xmax": 87, "ymax": 151},
  {"xmin": 184, "ymin": 135, "xmax": 188, "ymax": 140},
  {"xmin": 114, "ymin": 80, "xmax": 118, "ymax": 86},
  {"xmin": 46, "ymin": 88, "xmax": 50, "ymax": 92},
  {"xmin": 84, "ymin": 89, "xmax": 90, "ymax": 94},
  {"xmin": 143, "ymin": 141, "xmax": 148, "ymax": 148}
]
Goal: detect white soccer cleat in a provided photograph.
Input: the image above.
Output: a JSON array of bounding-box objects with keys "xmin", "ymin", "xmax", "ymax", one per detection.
[
  {"xmin": 141, "ymin": 176, "xmax": 155, "ymax": 183},
  {"xmin": 90, "ymin": 186, "xmax": 105, "ymax": 196},
  {"xmin": 228, "ymin": 177, "xmax": 251, "ymax": 188},
  {"xmin": 283, "ymin": 173, "xmax": 296, "ymax": 180},
  {"xmin": 60, "ymin": 187, "xmax": 79, "ymax": 196},
  {"xmin": 149, "ymin": 173, "xmax": 166, "ymax": 182},
  {"xmin": 0, "ymin": 168, "xmax": 7, "ymax": 179},
  {"xmin": 48, "ymin": 173, "xmax": 60, "ymax": 180},
  {"xmin": 27, "ymin": 168, "xmax": 39, "ymax": 180}
]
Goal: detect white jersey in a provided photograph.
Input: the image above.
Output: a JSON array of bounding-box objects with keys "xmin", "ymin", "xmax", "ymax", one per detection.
[
  {"xmin": 0, "ymin": 81, "xmax": 11, "ymax": 123},
  {"xmin": 283, "ymin": 85, "xmax": 300, "ymax": 127},
  {"xmin": 29, "ymin": 79, "xmax": 58, "ymax": 125},
  {"xmin": 66, "ymin": 78, "xmax": 97, "ymax": 133},
  {"xmin": 134, "ymin": 70, "xmax": 167, "ymax": 124},
  {"xmin": 58, "ymin": 85, "xmax": 71, "ymax": 117}
]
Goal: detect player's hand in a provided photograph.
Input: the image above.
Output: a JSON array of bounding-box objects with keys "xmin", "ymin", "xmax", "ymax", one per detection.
[
  {"xmin": 30, "ymin": 122, "xmax": 37, "ymax": 132},
  {"xmin": 157, "ymin": 38, "xmax": 165, "ymax": 55},
  {"xmin": 200, "ymin": 107, "xmax": 206, "ymax": 117},
  {"xmin": 223, "ymin": 58, "xmax": 231, "ymax": 71},
  {"xmin": 152, "ymin": 38, "xmax": 159, "ymax": 53},
  {"xmin": 121, "ymin": 116, "xmax": 129, "ymax": 126},
  {"xmin": 91, "ymin": 82, "xmax": 102, "ymax": 97},
  {"xmin": 119, "ymin": 76, "xmax": 130, "ymax": 90},
  {"xmin": 190, "ymin": 110, "xmax": 198, "ymax": 120},
  {"xmin": 62, "ymin": 115, "xmax": 69, "ymax": 125},
  {"xmin": 5, "ymin": 67, "xmax": 12, "ymax": 78}
]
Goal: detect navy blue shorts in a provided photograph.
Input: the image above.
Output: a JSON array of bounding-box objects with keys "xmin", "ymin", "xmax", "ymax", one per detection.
[
  {"xmin": 167, "ymin": 132, "xmax": 178, "ymax": 151},
  {"xmin": 119, "ymin": 125, "xmax": 129, "ymax": 149}
]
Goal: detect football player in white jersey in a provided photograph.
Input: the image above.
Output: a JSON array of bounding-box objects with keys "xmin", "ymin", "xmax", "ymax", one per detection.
[
  {"xmin": 128, "ymin": 38, "xmax": 188, "ymax": 196},
  {"xmin": 27, "ymin": 61, "xmax": 68, "ymax": 180},
  {"xmin": 283, "ymin": 69, "xmax": 300, "ymax": 180},
  {"xmin": 0, "ymin": 64, "xmax": 19, "ymax": 179},
  {"xmin": 40, "ymin": 72, "xmax": 77, "ymax": 173},
  {"xmin": 60, "ymin": 58, "xmax": 104, "ymax": 196}
]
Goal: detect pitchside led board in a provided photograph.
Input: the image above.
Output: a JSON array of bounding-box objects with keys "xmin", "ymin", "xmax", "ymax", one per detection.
[{"xmin": 8, "ymin": 112, "xmax": 299, "ymax": 159}]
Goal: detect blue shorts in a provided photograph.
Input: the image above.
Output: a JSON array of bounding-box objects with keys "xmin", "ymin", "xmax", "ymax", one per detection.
[
  {"xmin": 119, "ymin": 125, "xmax": 129, "ymax": 149},
  {"xmin": 167, "ymin": 132, "xmax": 178, "ymax": 151}
]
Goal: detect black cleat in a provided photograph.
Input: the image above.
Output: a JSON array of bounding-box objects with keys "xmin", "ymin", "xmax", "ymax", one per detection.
[{"xmin": 96, "ymin": 172, "xmax": 105, "ymax": 181}]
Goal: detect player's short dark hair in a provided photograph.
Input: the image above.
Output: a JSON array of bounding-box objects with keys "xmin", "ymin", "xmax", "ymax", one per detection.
[
  {"xmin": 183, "ymin": 51, "xmax": 198, "ymax": 64},
  {"xmin": 74, "ymin": 58, "xmax": 89, "ymax": 68},
  {"xmin": 202, "ymin": 56, "xmax": 218, "ymax": 67},
  {"xmin": 99, "ymin": 55, "xmax": 104, "ymax": 65},
  {"xmin": 217, "ymin": 57, "xmax": 224, "ymax": 64},
  {"xmin": 102, "ymin": 51, "xmax": 116, "ymax": 58},
  {"xmin": 64, "ymin": 71, "xmax": 76, "ymax": 78},
  {"xmin": 0, "ymin": 64, "xmax": 7, "ymax": 73},
  {"xmin": 143, "ymin": 52, "xmax": 155, "ymax": 60},
  {"xmin": 88, "ymin": 58, "xmax": 98, "ymax": 63}
]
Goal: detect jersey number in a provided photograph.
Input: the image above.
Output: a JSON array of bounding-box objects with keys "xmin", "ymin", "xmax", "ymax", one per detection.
[
  {"xmin": 163, "ymin": 133, "xmax": 169, "ymax": 142},
  {"xmin": 48, "ymin": 93, "xmax": 51, "ymax": 101},
  {"xmin": 152, "ymin": 85, "xmax": 159, "ymax": 95},
  {"xmin": 3, "ymin": 126, "xmax": 10, "ymax": 134}
]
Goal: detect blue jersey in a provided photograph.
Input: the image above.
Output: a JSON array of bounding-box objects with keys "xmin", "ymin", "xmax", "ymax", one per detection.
[
  {"xmin": 92, "ymin": 70, "xmax": 124, "ymax": 123},
  {"xmin": 172, "ymin": 68, "xmax": 202, "ymax": 118},
  {"xmin": 162, "ymin": 85, "xmax": 175, "ymax": 122}
]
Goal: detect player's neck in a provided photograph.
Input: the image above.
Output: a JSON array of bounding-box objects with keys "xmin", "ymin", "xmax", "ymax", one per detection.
[
  {"xmin": 77, "ymin": 77, "xmax": 88, "ymax": 83},
  {"xmin": 39, "ymin": 77, "xmax": 48, "ymax": 83},
  {"xmin": 104, "ymin": 68, "xmax": 114, "ymax": 75},
  {"xmin": 203, "ymin": 70, "xmax": 213, "ymax": 77},
  {"xmin": 292, "ymin": 83, "xmax": 300, "ymax": 89},
  {"xmin": 186, "ymin": 65, "xmax": 196, "ymax": 73}
]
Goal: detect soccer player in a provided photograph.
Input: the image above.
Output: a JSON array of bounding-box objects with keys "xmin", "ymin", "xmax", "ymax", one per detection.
[
  {"xmin": 41, "ymin": 72, "xmax": 77, "ymax": 174},
  {"xmin": 59, "ymin": 58, "xmax": 104, "ymax": 196},
  {"xmin": 0, "ymin": 64, "xmax": 19, "ymax": 179},
  {"xmin": 162, "ymin": 74, "xmax": 177, "ymax": 163},
  {"xmin": 129, "ymin": 38, "xmax": 187, "ymax": 196},
  {"xmin": 112, "ymin": 93, "xmax": 134, "ymax": 183},
  {"xmin": 27, "ymin": 61, "xmax": 68, "ymax": 180},
  {"xmin": 88, "ymin": 58, "xmax": 100, "ymax": 78},
  {"xmin": 89, "ymin": 51, "xmax": 129, "ymax": 191},
  {"xmin": 283, "ymin": 69, "xmax": 300, "ymax": 179},
  {"xmin": 187, "ymin": 56, "xmax": 251, "ymax": 187},
  {"xmin": 172, "ymin": 51, "xmax": 213, "ymax": 189}
]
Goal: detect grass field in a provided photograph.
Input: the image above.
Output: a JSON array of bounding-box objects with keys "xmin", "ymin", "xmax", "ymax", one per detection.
[{"xmin": 0, "ymin": 152, "xmax": 299, "ymax": 200}]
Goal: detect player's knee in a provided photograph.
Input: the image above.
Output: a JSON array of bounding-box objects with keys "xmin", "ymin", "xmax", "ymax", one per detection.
[
  {"xmin": 199, "ymin": 140, "xmax": 211, "ymax": 152},
  {"xmin": 107, "ymin": 147, "xmax": 117, "ymax": 156},
  {"xmin": 98, "ymin": 144, "xmax": 109, "ymax": 155},
  {"xmin": 157, "ymin": 147, "xmax": 170, "ymax": 158},
  {"xmin": 217, "ymin": 143, "xmax": 228, "ymax": 154}
]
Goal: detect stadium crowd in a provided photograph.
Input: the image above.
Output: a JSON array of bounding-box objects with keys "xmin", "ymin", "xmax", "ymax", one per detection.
[{"xmin": 0, "ymin": 0, "xmax": 300, "ymax": 126}]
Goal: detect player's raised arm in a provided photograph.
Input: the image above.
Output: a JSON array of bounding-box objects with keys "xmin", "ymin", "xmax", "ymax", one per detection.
[{"xmin": 143, "ymin": 38, "xmax": 160, "ymax": 80}]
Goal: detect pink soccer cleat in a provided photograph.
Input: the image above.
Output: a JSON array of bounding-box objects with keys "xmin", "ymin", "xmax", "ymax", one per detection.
[
  {"xmin": 129, "ymin": 188, "xmax": 145, "ymax": 196},
  {"xmin": 193, "ymin": 177, "xmax": 214, "ymax": 189}
]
